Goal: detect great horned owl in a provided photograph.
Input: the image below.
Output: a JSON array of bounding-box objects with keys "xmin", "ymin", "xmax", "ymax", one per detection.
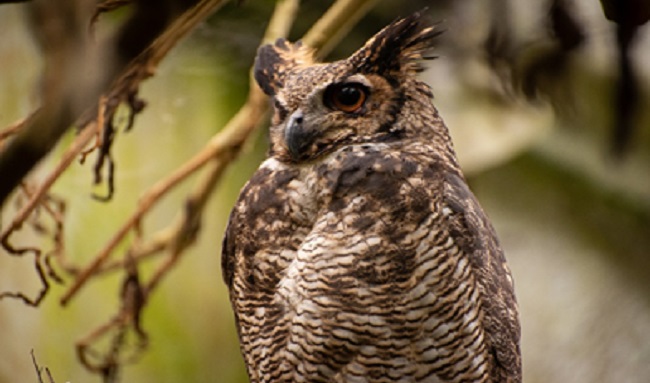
[{"xmin": 222, "ymin": 12, "xmax": 521, "ymax": 383}]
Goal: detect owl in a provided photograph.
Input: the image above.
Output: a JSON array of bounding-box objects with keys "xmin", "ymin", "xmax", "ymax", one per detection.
[{"xmin": 222, "ymin": 12, "xmax": 521, "ymax": 383}]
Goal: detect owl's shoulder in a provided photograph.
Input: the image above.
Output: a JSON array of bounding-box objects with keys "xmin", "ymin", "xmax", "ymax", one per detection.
[
  {"xmin": 230, "ymin": 158, "xmax": 300, "ymax": 223},
  {"xmin": 222, "ymin": 158, "xmax": 302, "ymax": 287},
  {"xmin": 308, "ymin": 142, "xmax": 448, "ymax": 216},
  {"xmin": 318, "ymin": 141, "xmax": 447, "ymax": 186}
]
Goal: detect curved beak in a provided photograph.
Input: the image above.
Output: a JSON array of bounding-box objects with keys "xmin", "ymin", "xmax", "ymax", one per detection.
[{"xmin": 284, "ymin": 110, "xmax": 316, "ymax": 162}]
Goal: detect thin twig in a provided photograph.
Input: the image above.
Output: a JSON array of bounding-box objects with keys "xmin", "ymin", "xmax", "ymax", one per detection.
[
  {"xmin": 88, "ymin": 0, "xmax": 228, "ymax": 122},
  {"xmin": 0, "ymin": 186, "xmax": 51, "ymax": 305},
  {"xmin": 302, "ymin": 0, "xmax": 380, "ymax": 58},
  {"xmin": 1, "ymin": 121, "xmax": 99, "ymax": 242},
  {"xmin": 75, "ymin": 310, "xmax": 129, "ymax": 373},
  {"xmin": 31, "ymin": 349, "xmax": 45, "ymax": 383},
  {"xmin": 30, "ymin": 349, "xmax": 57, "ymax": 383},
  {"xmin": 0, "ymin": 115, "xmax": 31, "ymax": 143}
]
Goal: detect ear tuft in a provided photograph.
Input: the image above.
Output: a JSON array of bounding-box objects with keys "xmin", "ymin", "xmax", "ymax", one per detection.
[
  {"xmin": 254, "ymin": 38, "xmax": 315, "ymax": 96},
  {"xmin": 349, "ymin": 11, "xmax": 443, "ymax": 78}
]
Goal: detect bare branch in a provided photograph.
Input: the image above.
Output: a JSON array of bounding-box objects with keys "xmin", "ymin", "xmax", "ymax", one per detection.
[
  {"xmin": 1, "ymin": 120, "xmax": 99, "ymax": 242},
  {"xmin": 0, "ymin": 0, "xmax": 227, "ymax": 205},
  {"xmin": 0, "ymin": 115, "xmax": 31, "ymax": 147},
  {"xmin": 303, "ymin": 0, "xmax": 380, "ymax": 58},
  {"xmin": 0, "ymin": 183, "xmax": 67, "ymax": 306}
]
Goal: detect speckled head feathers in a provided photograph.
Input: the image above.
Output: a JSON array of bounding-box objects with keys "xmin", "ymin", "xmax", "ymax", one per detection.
[
  {"xmin": 254, "ymin": 11, "xmax": 441, "ymax": 96},
  {"xmin": 255, "ymin": 39, "xmax": 315, "ymax": 96},
  {"xmin": 348, "ymin": 11, "xmax": 442, "ymax": 77}
]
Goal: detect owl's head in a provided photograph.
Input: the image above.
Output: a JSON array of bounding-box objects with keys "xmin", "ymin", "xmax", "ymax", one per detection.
[{"xmin": 255, "ymin": 12, "xmax": 442, "ymax": 163}]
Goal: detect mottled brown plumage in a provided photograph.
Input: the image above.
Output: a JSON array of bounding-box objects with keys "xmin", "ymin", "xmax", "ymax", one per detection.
[{"xmin": 222, "ymin": 12, "xmax": 521, "ymax": 383}]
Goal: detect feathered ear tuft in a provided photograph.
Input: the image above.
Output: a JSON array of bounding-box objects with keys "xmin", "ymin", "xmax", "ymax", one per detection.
[
  {"xmin": 254, "ymin": 38, "xmax": 315, "ymax": 96},
  {"xmin": 349, "ymin": 11, "xmax": 442, "ymax": 78}
]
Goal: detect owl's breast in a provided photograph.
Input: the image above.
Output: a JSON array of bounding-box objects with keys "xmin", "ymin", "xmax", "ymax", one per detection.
[
  {"xmin": 262, "ymin": 144, "xmax": 490, "ymax": 381},
  {"xmin": 284, "ymin": 142, "xmax": 449, "ymax": 290}
]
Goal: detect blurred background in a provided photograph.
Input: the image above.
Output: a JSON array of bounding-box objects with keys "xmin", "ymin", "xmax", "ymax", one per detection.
[{"xmin": 1, "ymin": 0, "xmax": 649, "ymax": 382}]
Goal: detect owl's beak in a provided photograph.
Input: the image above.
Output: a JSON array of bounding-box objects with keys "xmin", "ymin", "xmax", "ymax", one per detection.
[{"xmin": 285, "ymin": 110, "xmax": 317, "ymax": 162}]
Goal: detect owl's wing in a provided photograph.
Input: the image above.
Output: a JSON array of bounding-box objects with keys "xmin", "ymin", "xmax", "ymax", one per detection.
[
  {"xmin": 221, "ymin": 160, "xmax": 307, "ymax": 380},
  {"xmin": 222, "ymin": 162, "xmax": 301, "ymax": 290},
  {"xmin": 443, "ymin": 172, "xmax": 522, "ymax": 382}
]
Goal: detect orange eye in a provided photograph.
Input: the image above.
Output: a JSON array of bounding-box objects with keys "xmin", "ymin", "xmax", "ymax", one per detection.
[{"xmin": 325, "ymin": 83, "xmax": 368, "ymax": 113}]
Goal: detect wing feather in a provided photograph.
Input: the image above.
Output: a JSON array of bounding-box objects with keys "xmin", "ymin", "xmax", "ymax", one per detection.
[{"xmin": 444, "ymin": 172, "xmax": 522, "ymax": 382}]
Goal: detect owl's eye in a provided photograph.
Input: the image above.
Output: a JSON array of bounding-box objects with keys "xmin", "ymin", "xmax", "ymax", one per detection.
[{"xmin": 324, "ymin": 83, "xmax": 368, "ymax": 113}]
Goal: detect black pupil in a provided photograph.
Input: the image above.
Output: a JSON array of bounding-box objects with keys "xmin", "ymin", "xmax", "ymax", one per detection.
[{"xmin": 337, "ymin": 86, "xmax": 361, "ymax": 106}]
